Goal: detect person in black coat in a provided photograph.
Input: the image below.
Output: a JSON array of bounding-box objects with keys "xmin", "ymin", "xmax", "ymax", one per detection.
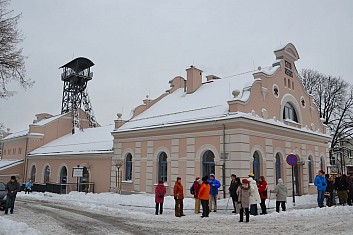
[
  {"xmin": 347, "ymin": 175, "xmax": 353, "ymax": 206},
  {"xmin": 335, "ymin": 173, "xmax": 348, "ymax": 205},
  {"xmin": 4, "ymin": 176, "xmax": 21, "ymax": 215},
  {"xmin": 325, "ymin": 174, "xmax": 334, "ymax": 207},
  {"xmin": 228, "ymin": 175, "xmax": 241, "ymax": 214}
]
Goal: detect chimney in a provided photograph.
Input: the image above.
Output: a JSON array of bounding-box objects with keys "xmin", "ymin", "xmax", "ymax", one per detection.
[
  {"xmin": 114, "ymin": 113, "xmax": 125, "ymax": 129},
  {"xmin": 186, "ymin": 66, "xmax": 203, "ymax": 94}
]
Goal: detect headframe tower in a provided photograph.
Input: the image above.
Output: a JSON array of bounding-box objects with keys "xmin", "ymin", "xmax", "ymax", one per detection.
[{"xmin": 60, "ymin": 57, "xmax": 99, "ymax": 133}]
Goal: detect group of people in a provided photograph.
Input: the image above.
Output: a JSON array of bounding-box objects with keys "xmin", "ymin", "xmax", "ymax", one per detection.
[
  {"xmin": 314, "ymin": 170, "xmax": 353, "ymax": 208},
  {"xmin": 154, "ymin": 173, "xmax": 288, "ymax": 223},
  {"xmin": 229, "ymin": 174, "xmax": 288, "ymax": 222}
]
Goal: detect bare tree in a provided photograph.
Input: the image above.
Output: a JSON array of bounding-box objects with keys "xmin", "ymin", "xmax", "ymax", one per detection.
[
  {"xmin": 300, "ymin": 68, "xmax": 353, "ymax": 150},
  {"xmin": 0, "ymin": 0, "xmax": 33, "ymax": 99}
]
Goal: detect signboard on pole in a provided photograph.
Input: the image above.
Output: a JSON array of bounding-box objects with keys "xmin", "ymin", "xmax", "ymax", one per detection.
[
  {"xmin": 72, "ymin": 167, "xmax": 83, "ymax": 177},
  {"xmin": 286, "ymin": 154, "xmax": 298, "ymax": 166},
  {"xmin": 286, "ymin": 154, "xmax": 297, "ymax": 205}
]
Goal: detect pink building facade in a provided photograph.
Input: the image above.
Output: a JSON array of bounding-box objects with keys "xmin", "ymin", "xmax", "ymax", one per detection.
[
  {"xmin": 111, "ymin": 43, "xmax": 331, "ymax": 197},
  {"xmin": 0, "ymin": 110, "xmax": 113, "ymax": 193}
]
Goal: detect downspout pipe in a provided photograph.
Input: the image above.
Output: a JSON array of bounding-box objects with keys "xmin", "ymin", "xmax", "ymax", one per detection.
[
  {"xmin": 24, "ymin": 134, "xmax": 29, "ymax": 183},
  {"xmin": 222, "ymin": 124, "xmax": 226, "ymax": 199}
]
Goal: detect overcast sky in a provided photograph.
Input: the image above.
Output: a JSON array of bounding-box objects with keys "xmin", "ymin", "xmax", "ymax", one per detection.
[{"xmin": 1, "ymin": 0, "xmax": 353, "ymax": 132}]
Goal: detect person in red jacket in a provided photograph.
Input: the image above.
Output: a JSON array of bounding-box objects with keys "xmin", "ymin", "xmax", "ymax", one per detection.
[
  {"xmin": 199, "ymin": 176, "xmax": 210, "ymax": 218},
  {"xmin": 174, "ymin": 177, "xmax": 185, "ymax": 217},
  {"xmin": 257, "ymin": 176, "xmax": 268, "ymax": 215},
  {"xmin": 193, "ymin": 177, "xmax": 202, "ymax": 213},
  {"xmin": 155, "ymin": 179, "xmax": 166, "ymax": 215}
]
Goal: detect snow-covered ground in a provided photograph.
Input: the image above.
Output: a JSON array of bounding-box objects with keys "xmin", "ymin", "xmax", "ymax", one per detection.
[{"xmin": 1, "ymin": 192, "xmax": 353, "ymax": 235}]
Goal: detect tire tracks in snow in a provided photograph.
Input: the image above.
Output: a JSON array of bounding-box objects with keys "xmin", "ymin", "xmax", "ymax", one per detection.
[{"xmin": 17, "ymin": 199, "xmax": 150, "ymax": 235}]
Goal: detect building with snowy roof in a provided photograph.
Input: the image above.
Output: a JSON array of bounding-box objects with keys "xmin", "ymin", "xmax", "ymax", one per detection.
[
  {"xmin": 0, "ymin": 109, "xmax": 113, "ymax": 193},
  {"xmin": 111, "ymin": 43, "xmax": 331, "ymax": 197}
]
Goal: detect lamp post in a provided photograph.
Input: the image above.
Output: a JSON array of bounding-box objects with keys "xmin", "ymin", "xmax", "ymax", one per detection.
[{"xmin": 115, "ymin": 160, "xmax": 123, "ymax": 194}]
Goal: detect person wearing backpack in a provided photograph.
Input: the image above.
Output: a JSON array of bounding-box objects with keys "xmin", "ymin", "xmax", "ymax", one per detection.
[
  {"xmin": 191, "ymin": 177, "xmax": 202, "ymax": 213},
  {"xmin": 155, "ymin": 179, "xmax": 166, "ymax": 215}
]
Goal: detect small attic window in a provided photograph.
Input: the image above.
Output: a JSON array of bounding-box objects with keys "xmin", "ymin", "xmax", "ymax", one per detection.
[
  {"xmin": 292, "ymin": 81, "xmax": 294, "ymax": 90},
  {"xmin": 288, "ymin": 79, "xmax": 291, "ymax": 89},
  {"xmin": 273, "ymin": 84, "xmax": 279, "ymax": 98},
  {"xmin": 284, "ymin": 78, "xmax": 287, "ymax": 87},
  {"xmin": 301, "ymin": 96, "xmax": 306, "ymax": 108}
]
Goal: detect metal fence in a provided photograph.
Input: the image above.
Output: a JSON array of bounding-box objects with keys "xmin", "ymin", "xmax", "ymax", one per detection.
[{"xmin": 27, "ymin": 183, "xmax": 95, "ymax": 194}]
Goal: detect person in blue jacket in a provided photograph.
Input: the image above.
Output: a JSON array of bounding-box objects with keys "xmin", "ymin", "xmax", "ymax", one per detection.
[
  {"xmin": 25, "ymin": 179, "xmax": 33, "ymax": 194},
  {"xmin": 208, "ymin": 173, "xmax": 221, "ymax": 212},
  {"xmin": 314, "ymin": 170, "xmax": 327, "ymax": 208}
]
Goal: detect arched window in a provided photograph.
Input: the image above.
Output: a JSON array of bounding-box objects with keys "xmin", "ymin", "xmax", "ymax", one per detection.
[
  {"xmin": 60, "ymin": 166, "xmax": 68, "ymax": 194},
  {"xmin": 80, "ymin": 166, "xmax": 89, "ymax": 192},
  {"xmin": 125, "ymin": 153, "xmax": 133, "ymax": 181},
  {"xmin": 60, "ymin": 166, "xmax": 67, "ymax": 184},
  {"xmin": 44, "ymin": 165, "xmax": 50, "ymax": 183},
  {"xmin": 30, "ymin": 165, "xmax": 36, "ymax": 182},
  {"xmin": 202, "ymin": 150, "xmax": 215, "ymax": 177},
  {"xmin": 253, "ymin": 151, "xmax": 261, "ymax": 182},
  {"xmin": 320, "ymin": 156, "xmax": 325, "ymax": 171},
  {"xmin": 308, "ymin": 156, "xmax": 313, "ymax": 183},
  {"xmin": 158, "ymin": 152, "xmax": 168, "ymax": 182},
  {"xmin": 283, "ymin": 102, "xmax": 298, "ymax": 122},
  {"xmin": 275, "ymin": 153, "xmax": 282, "ymax": 184}
]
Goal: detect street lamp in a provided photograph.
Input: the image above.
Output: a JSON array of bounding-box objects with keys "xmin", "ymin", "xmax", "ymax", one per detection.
[{"xmin": 114, "ymin": 160, "xmax": 123, "ymax": 194}]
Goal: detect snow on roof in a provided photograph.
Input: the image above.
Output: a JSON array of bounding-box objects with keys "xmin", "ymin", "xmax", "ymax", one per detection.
[
  {"xmin": 2, "ymin": 129, "xmax": 28, "ymax": 140},
  {"xmin": 115, "ymin": 66, "xmax": 329, "ymax": 139},
  {"xmin": 31, "ymin": 113, "xmax": 67, "ymax": 126},
  {"xmin": 29, "ymin": 125, "xmax": 114, "ymax": 156},
  {"xmin": 0, "ymin": 159, "xmax": 24, "ymax": 171},
  {"xmin": 117, "ymin": 72, "xmax": 260, "ymax": 132},
  {"xmin": 255, "ymin": 65, "xmax": 280, "ymax": 76}
]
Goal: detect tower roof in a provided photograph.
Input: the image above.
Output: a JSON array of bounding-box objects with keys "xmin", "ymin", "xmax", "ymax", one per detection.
[{"xmin": 59, "ymin": 57, "xmax": 94, "ymax": 73}]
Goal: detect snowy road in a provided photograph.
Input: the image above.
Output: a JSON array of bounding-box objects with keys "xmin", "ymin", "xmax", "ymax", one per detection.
[
  {"xmin": 1, "ymin": 192, "xmax": 353, "ymax": 235},
  {"xmin": 7, "ymin": 199, "xmax": 150, "ymax": 235}
]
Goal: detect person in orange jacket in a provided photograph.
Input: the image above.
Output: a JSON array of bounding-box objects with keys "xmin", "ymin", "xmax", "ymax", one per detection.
[
  {"xmin": 174, "ymin": 177, "xmax": 185, "ymax": 217},
  {"xmin": 199, "ymin": 175, "xmax": 211, "ymax": 218}
]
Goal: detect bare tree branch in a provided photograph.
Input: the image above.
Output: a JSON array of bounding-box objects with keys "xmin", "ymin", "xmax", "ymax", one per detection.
[
  {"xmin": 0, "ymin": 0, "xmax": 33, "ymax": 99},
  {"xmin": 300, "ymin": 69, "xmax": 353, "ymax": 152}
]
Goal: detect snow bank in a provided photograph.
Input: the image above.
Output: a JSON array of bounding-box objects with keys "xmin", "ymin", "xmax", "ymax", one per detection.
[{"xmin": 0, "ymin": 217, "xmax": 41, "ymax": 235}]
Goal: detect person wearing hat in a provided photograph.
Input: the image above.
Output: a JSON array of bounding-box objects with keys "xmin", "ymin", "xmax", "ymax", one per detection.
[
  {"xmin": 248, "ymin": 177, "xmax": 260, "ymax": 216},
  {"xmin": 237, "ymin": 178, "xmax": 251, "ymax": 222},
  {"xmin": 270, "ymin": 178, "xmax": 288, "ymax": 213},
  {"xmin": 4, "ymin": 176, "xmax": 21, "ymax": 215},
  {"xmin": 208, "ymin": 173, "xmax": 221, "ymax": 212},
  {"xmin": 193, "ymin": 177, "xmax": 202, "ymax": 213},
  {"xmin": 174, "ymin": 177, "xmax": 185, "ymax": 217},
  {"xmin": 249, "ymin": 173, "xmax": 255, "ymax": 180},
  {"xmin": 199, "ymin": 176, "xmax": 210, "ymax": 218},
  {"xmin": 229, "ymin": 174, "xmax": 241, "ymax": 214}
]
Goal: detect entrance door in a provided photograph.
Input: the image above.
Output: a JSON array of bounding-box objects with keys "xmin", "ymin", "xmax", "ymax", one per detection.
[{"xmin": 202, "ymin": 150, "xmax": 215, "ymax": 177}]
